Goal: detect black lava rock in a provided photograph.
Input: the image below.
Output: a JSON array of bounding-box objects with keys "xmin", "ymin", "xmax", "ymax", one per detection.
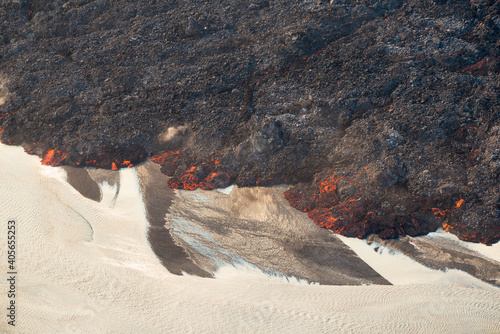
[{"xmin": 0, "ymin": 0, "xmax": 499, "ymax": 243}]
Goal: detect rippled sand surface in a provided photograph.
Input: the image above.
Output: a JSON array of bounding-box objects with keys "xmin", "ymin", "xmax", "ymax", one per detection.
[{"xmin": 0, "ymin": 143, "xmax": 499, "ymax": 333}]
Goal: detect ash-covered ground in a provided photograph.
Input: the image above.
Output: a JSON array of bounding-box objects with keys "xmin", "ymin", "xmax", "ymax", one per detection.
[{"xmin": 0, "ymin": 0, "xmax": 499, "ymax": 243}]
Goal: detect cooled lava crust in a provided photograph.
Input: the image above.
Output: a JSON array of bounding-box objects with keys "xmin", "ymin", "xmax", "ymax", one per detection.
[{"xmin": 0, "ymin": 0, "xmax": 499, "ymax": 244}]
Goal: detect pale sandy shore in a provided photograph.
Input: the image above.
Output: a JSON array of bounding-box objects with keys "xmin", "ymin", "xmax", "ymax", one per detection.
[{"xmin": 0, "ymin": 143, "xmax": 499, "ymax": 334}]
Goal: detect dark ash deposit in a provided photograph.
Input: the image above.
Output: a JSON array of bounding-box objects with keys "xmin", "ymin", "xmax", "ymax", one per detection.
[{"xmin": 0, "ymin": 0, "xmax": 499, "ymax": 243}]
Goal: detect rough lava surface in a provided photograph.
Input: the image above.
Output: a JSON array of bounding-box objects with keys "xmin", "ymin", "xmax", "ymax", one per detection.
[{"xmin": 0, "ymin": 0, "xmax": 499, "ymax": 243}]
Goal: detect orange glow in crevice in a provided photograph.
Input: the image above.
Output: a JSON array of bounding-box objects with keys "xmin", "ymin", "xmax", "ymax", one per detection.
[
  {"xmin": 431, "ymin": 208, "xmax": 447, "ymax": 218},
  {"xmin": 151, "ymin": 150, "xmax": 179, "ymax": 164},
  {"xmin": 442, "ymin": 223, "xmax": 454, "ymax": 232},
  {"xmin": 282, "ymin": 167, "xmax": 472, "ymax": 240},
  {"xmin": 106, "ymin": 159, "xmax": 135, "ymax": 170},
  {"xmin": 41, "ymin": 149, "xmax": 68, "ymax": 167},
  {"xmin": 0, "ymin": 112, "xmax": 12, "ymax": 135},
  {"xmin": 152, "ymin": 151, "xmax": 234, "ymax": 190},
  {"xmin": 37, "ymin": 146, "xmax": 138, "ymax": 170},
  {"xmin": 460, "ymin": 56, "xmax": 500, "ymax": 72},
  {"xmin": 458, "ymin": 233, "xmax": 500, "ymax": 245},
  {"xmin": 150, "ymin": 150, "xmax": 181, "ymax": 176},
  {"xmin": 167, "ymin": 165, "xmax": 232, "ymax": 191}
]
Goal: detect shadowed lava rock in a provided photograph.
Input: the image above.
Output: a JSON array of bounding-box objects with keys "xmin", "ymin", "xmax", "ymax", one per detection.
[
  {"xmin": 0, "ymin": 0, "xmax": 499, "ymax": 243},
  {"xmin": 283, "ymin": 167, "xmax": 448, "ymax": 240}
]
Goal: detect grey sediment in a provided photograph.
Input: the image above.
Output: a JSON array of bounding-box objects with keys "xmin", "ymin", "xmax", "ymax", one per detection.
[
  {"xmin": 63, "ymin": 166, "xmax": 102, "ymax": 202},
  {"xmin": 369, "ymin": 235, "xmax": 500, "ymax": 287},
  {"xmin": 137, "ymin": 161, "xmax": 389, "ymax": 284},
  {"xmin": 163, "ymin": 184, "xmax": 391, "ymax": 285},
  {"xmin": 62, "ymin": 161, "xmax": 498, "ymax": 286},
  {"xmin": 137, "ymin": 162, "xmax": 212, "ymax": 278}
]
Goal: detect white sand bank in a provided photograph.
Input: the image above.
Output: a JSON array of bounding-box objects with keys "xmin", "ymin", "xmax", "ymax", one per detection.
[{"xmin": 0, "ymin": 143, "xmax": 499, "ymax": 333}]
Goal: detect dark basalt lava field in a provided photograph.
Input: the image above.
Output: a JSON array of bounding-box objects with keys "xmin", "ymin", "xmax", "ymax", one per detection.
[{"xmin": 0, "ymin": 0, "xmax": 499, "ymax": 243}]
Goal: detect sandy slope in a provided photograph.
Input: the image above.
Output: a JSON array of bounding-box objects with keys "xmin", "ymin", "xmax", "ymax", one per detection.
[
  {"xmin": 0, "ymin": 143, "xmax": 499, "ymax": 334},
  {"xmin": 156, "ymin": 169, "xmax": 500, "ymax": 285},
  {"xmin": 157, "ymin": 170, "xmax": 390, "ymax": 285},
  {"xmin": 427, "ymin": 229, "xmax": 500, "ymax": 264}
]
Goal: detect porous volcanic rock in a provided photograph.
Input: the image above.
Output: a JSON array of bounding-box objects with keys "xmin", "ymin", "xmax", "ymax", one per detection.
[{"xmin": 0, "ymin": 0, "xmax": 499, "ymax": 243}]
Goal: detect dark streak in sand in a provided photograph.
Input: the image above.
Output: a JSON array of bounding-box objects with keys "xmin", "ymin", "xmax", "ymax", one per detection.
[
  {"xmin": 167, "ymin": 186, "xmax": 391, "ymax": 285},
  {"xmin": 369, "ymin": 235, "xmax": 500, "ymax": 287},
  {"xmin": 137, "ymin": 162, "xmax": 212, "ymax": 278},
  {"xmin": 63, "ymin": 166, "xmax": 102, "ymax": 202}
]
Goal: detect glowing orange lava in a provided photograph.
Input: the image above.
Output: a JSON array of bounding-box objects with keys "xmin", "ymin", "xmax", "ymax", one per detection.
[
  {"xmin": 168, "ymin": 165, "xmax": 232, "ymax": 191},
  {"xmin": 460, "ymin": 56, "xmax": 500, "ymax": 72},
  {"xmin": 151, "ymin": 150, "xmax": 179, "ymax": 164},
  {"xmin": 0, "ymin": 112, "xmax": 11, "ymax": 134},
  {"xmin": 442, "ymin": 223, "xmax": 454, "ymax": 232},
  {"xmin": 431, "ymin": 208, "xmax": 447, "ymax": 218},
  {"xmin": 40, "ymin": 149, "xmax": 68, "ymax": 167}
]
